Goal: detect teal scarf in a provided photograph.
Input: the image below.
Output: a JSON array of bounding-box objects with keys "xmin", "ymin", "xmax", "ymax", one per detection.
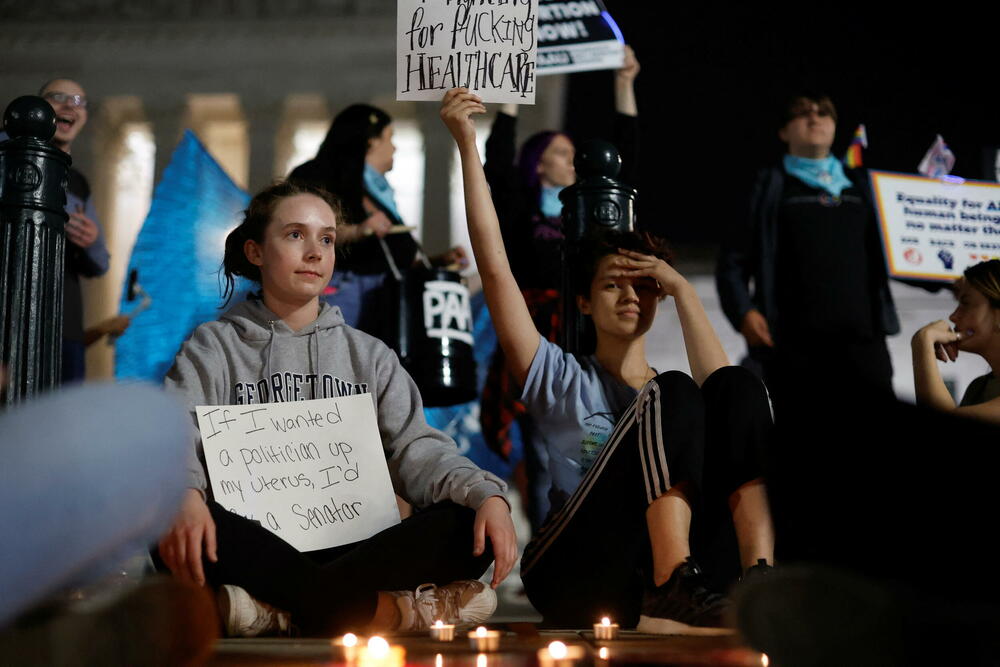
[
  {"xmin": 540, "ymin": 186, "xmax": 565, "ymax": 218},
  {"xmin": 363, "ymin": 163, "xmax": 401, "ymax": 222},
  {"xmin": 783, "ymin": 154, "xmax": 853, "ymax": 197}
]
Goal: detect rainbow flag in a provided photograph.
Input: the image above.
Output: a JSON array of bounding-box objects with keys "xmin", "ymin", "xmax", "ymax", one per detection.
[{"xmin": 845, "ymin": 123, "xmax": 867, "ymax": 168}]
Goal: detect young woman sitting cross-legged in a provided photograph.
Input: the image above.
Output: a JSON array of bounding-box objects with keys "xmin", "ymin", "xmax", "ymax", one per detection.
[{"xmin": 157, "ymin": 181, "xmax": 517, "ymax": 637}]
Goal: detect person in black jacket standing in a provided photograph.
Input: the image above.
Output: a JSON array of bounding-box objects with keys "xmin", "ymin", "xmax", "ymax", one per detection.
[{"xmin": 715, "ymin": 92, "xmax": 899, "ymax": 401}]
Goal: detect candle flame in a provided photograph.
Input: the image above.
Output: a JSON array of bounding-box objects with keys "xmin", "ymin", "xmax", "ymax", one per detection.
[
  {"xmin": 367, "ymin": 636, "xmax": 389, "ymax": 658},
  {"xmin": 476, "ymin": 654, "xmax": 487, "ymax": 667},
  {"xmin": 436, "ymin": 654, "xmax": 443, "ymax": 667},
  {"xmin": 601, "ymin": 617, "xmax": 611, "ymax": 626},
  {"xmin": 434, "ymin": 620, "xmax": 444, "ymax": 628},
  {"xmin": 599, "ymin": 647, "xmax": 609, "ymax": 660},
  {"xmin": 476, "ymin": 626, "xmax": 488, "ymax": 637},
  {"xmin": 762, "ymin": 654, "xmax": 770, "ymax": 667},
  {"xmin": 342, "ymin": 633, "xmax": 358, "ymax": 647},
  {"xmin": 548, "ymin": 641, "xmax": 567, "ymax": 659}
]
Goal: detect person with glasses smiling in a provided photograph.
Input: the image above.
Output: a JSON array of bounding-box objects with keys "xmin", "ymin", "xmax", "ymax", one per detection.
[
  {"xmin": 41, "ymin": 78, "xmax": 110, "ymax": 383},
  {"xmin": 715, "ymin": 91, "xmax": 900, "ymax": 404}
]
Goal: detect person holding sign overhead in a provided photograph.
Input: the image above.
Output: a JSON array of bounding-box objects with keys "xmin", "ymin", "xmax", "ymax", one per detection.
[
  {"xmin": 289, "ymin": 104, "xmax": 467, "ymax": 343},
  {"xmin": 442, "ymin": 88, "xmax": 775, "ymax": 634},
  {"xmin": 158, "ymin": 181, "xmax": 516, "ymax": 637},
  {"xmin": 480, "ymin": 45, "xmax": 641, "ymax": 531},
  {"xmin": 912, "ymin": 260, "xmax": 1000, "ymax": 421},
  {"xmin": 715, "ymin": 91, "xmax": 900, "ymax": 401}
]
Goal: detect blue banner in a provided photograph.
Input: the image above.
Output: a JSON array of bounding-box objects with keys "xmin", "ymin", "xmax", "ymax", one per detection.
[{"xmin": 115, "ymin": 130, "xmax": 251, "ymax": 382}]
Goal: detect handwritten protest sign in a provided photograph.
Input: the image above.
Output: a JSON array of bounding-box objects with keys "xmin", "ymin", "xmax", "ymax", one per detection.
[
  {"xmin": 196, "ymin": 395, "xmax": 400, "ymax": 552},
  {"xmin": 396, "ymin": 0, "xmax": 538, "ymax": 103},
  {"xmin": 537, "ymin": 0, "xmax": 623, "ymax": 75},
  {"xmin": 870, "ymin": 170, "xmax": 1000, "ymax": 282}
]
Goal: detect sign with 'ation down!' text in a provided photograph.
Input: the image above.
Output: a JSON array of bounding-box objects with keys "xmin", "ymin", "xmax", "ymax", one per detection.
[
  {"xmin": 196, "ymin": 395, "xmax": 401, "ymax": 552},
  {"xmin": 537, "ymin": 0, "xmax": 623, "ymax": 75},
  {"xmin": 397, "ymin": 0, "xmax": 538, "ymax": 103}
]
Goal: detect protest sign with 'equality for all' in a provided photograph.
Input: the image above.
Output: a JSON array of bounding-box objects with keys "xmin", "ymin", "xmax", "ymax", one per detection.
[
  {"xmin": 870, "ymin": 171, "xmax": 1000, "ymax": 282},
  {"xmin": 196, "ymin": 395, "xmax": 401, "ymax": 552},
  {"xmin": 397, "ymin": 0, "xmax": 538, "ymax": 104}
]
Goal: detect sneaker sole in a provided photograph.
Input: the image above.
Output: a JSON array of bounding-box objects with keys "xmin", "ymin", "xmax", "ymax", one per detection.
[{"xmin": 636, "ymin": 614, "xmax": 734, "ymax": 636}]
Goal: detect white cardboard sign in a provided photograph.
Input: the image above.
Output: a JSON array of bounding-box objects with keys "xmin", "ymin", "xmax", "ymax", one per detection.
[
  {"xmin": 870, "ymin": 170, "xmax": 1000, "ymax": 282},
  {"xmin": 396, "ymin": 0, "xmax": 538, "ymax": 103},
  {"xmin": 196, "ymin": 395, "xmax": 401, "ymax": 552}
]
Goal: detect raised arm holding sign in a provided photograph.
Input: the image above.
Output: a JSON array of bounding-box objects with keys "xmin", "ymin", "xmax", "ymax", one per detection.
[{"xmin": 158, "ymin": 181, "xmax": 516, "ymax": 638}]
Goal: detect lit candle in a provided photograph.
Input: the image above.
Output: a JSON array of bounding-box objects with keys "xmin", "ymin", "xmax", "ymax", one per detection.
[
  {"xmin": 429, "ymin": 619, "xmax": 455, "ymax": 641},
  {"xmin": 467, "ymin": 626, "xmax": 501, "ymax": 651},
  {"xmin": 761, "ymin": 654, "xmax": 770, "ymax": 667},
  {"xmin": 332, "ymin": 632, "xmax": 362, "ymax": 663},
  {"xmin": 537, "ymin": 640, "xmax": 586, "ymax": 667},
  {"xmin": 593, "ymin": 616, "xmax": 619, "ymax": 640},
  {"xmin": 357, "ymin": 636, "xmax": 405, "ymax": 667},
  {"xmin": 599, "ymin": 647, "xmax": 609, "ymax": 661},
  {"xmin": 476, "ymin": 653, "xmax": 488, "ymax": 667},
  {"xmin": 435, "ymin": 654, "xmax": 444, "ymax": 667}
]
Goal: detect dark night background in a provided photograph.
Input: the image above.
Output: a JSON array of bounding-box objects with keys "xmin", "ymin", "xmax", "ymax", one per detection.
[{"xmin": 563, "ymin": 5, "xmax": 999, "ymax": 245}]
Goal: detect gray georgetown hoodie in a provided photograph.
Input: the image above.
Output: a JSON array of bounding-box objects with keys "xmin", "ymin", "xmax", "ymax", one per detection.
[{"xmin": 165, "ymin": 297, "xmax": 507, "ymax": 511}]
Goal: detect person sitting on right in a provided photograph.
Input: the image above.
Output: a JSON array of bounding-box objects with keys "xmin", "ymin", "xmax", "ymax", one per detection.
[{"xmin": 912, "ymin": 259, "xmax": 1000, "ymax": 421}]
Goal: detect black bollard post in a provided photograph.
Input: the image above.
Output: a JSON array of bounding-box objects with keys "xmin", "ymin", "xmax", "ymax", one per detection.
[
  {"xmin": 558, "ymin": 139, "xmax": 636, "ymax": 354},
  {"xmin": 0, "ymin": 96, "xmax": 70, "ymax": 404}
]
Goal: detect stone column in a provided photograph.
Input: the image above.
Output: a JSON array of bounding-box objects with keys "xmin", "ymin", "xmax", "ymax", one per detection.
[
  {"xmin": 148, "ymin": 100, "xmax": 187, "ymax": 187},
  {"xmin": 416, "ymin": 102, "xmax": 453, "ymax": 256},
  {"xmin": 245, "ymin": 101, "xmax": 282, "ymax": 193}
]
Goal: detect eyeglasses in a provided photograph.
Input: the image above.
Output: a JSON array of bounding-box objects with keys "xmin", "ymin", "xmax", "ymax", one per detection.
[
  {"xmin": 43, "ymin": 92, "xmax": 88, "ymax": 109},
  {"xmin": 789, "ymin": 101, "xmax": 834, "ymax": 120}
]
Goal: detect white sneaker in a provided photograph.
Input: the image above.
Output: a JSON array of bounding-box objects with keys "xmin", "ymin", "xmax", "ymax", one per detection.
[
  {"xmin": 217, "ymin": 584, "xmax": 291, "ymax": 637},
  {"xmin": 392, "ymin": 580, "xmax": 497, "ymax": 631}
]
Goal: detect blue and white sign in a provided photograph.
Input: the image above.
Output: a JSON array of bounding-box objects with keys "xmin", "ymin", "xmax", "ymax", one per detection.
[
  {"xmin": 870, "ymin": 170, "xmax": 1000, "ymax": 282},
  {"xmin": 537, "ymin": 0, "xmax": 624, "ymax": 75}
]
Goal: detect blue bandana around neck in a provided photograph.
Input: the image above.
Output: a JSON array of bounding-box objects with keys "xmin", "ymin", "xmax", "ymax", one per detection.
[
  {"xmin": 363, "ymin": 163, "xmax": 402, "ymax": 222},
  {"xmin": 540, "ymin": 186, "xmax": 565, "ymax": 218},
  {"xmin": 782, "ymin": 154, "xmax": 853, "ymax": 197}
]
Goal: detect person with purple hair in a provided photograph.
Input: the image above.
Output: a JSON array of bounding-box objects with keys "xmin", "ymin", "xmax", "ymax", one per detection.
[
  {"xmin": 480, "ymin": 46, "xmax": 641, "ymax": 532},
  {"xmin": 485, "ymin": 45, "xmax": 640, "ymax": 294}
]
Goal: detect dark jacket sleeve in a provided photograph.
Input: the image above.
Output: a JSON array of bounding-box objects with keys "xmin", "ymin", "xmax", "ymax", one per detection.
[
  {"xmin": 484, "ymin": 111, "xmax": 520, "ymax": 229},
  {"xmin": 613, "ymin": 112, "xmax": 639, "ymax": 189},
  {"xmin": 716, "ymin": 171, "xmax": 766, "ymax": 332}
]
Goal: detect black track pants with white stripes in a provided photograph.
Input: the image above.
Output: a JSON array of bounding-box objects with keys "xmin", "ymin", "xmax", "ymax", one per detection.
[{"xmin": 520, "ymin": 366, "xmax": 772, "ymax": 627}]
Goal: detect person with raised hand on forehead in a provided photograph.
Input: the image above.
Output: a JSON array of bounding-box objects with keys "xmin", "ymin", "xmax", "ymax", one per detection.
[
  {"xmin": 715, "ymin": 91, "xmax": 900, "ymax": 404},
  {"xmin": 442, "ymin": 87, "xmax": 775, "ymax": 635},
  {"xmin": 479, "ymin": 45, "xmax": 641, "ymax": 533},
  {"xmin": 40, "ymin": 78, "xmax": 110, "ymax": 382},
  {"xmin": 912, "ymin": 260, "xmax": 1000, "ymax": 422}
]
